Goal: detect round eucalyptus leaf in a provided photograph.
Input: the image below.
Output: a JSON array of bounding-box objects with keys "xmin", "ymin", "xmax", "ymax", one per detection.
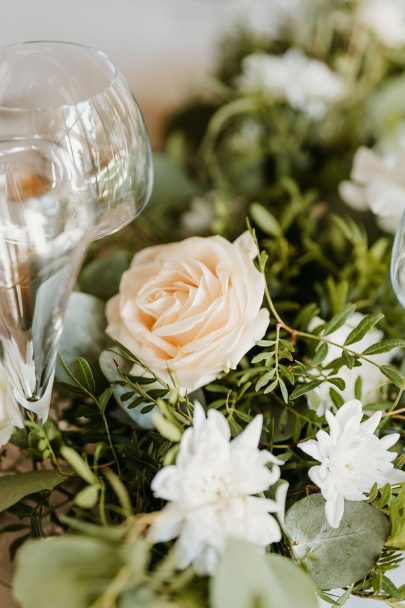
[
  {"xmin": 57, "ymin": 292, "xmax": 108, "ymax": 387},
  {"xmin": 14, "ymin": 536, "xmax": 122, "ymax": 608},
  {"xmin": 285, "ymin": 494, "xmax": 391, "ymax": 589},
  {"xmin": 79, "ymin": 250, "xmax": 131, "ymax": 301}
]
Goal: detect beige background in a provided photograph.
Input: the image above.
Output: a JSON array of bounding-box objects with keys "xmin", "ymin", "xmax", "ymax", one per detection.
[{"xmin": 0, "ymin": 1, "xmax": 404, "ymax": 606}]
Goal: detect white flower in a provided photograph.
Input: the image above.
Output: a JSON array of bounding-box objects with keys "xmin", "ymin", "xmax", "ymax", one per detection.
[
  {"xmin": 299, "ymin": 399, "xmax": 405, "ymax": 528},
  {"xmin": 308, "ymin": 313, "xmax": 396, "ymax": 416},
  {"xmin": 106, "ymin": 231, "xmax": 269, "ymax": 393},
  {"xmin": 339, "ymin": 145, "xmax": 405, "ymax": 233},
  {"xmin": 238, "ymin": 49, "xmax": 345, "ymax": 119},
  {"xmin": 181, "ymin": 196, "xmax": 215, "ymax": 235},
  {"xmin": 358, "ymin": 0, "xmax": 405, "ymax": 48},
  {"xmin": 237, "ymin": 0, "xmax": 297, "ymax": 39},
  {"xmin": 149, "ymin": 403, "xmax": 284, "ymax": 575},
  {"xmin": 0, "ymin": 363, "xmax": 24, "ymax": 447}
]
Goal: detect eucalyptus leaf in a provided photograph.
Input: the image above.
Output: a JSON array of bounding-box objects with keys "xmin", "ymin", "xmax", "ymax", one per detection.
[
  {"xmin": 150, "ymin": 153, "xmax": 200, "ymax": 209},
  {"xmin": 211, "ymin": 539, "xmax": 317, "ymax": 608},
  {"xmin": 79, "ymin": 251, "xmax": 131, "ymax": 301},
  {"xmin": 14, "ymin": 536, "xmax": 123, "ymax": 608},
  {"xmin": 285, "ymin": 494, "xmax": 391, "ymax": 589},
  {"xmin": 57, "ymin": 292, "xmax": 108, "ymax": 386},
  {"xmin": 0, "ymin": 470, "xmax": 69, "ymax": 513}
]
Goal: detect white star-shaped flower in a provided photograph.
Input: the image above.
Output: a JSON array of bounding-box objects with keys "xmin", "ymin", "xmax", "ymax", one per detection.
[
  {"xmin": 149, "ymin": 403, "xmax": 285, "ymax": 575},
  {"xmin": 299, "ymin": 399, "xmax": 405, "ymax": 528}
]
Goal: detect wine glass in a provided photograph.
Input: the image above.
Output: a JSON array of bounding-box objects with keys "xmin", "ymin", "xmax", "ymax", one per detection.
[
  {"xmin": 391, "ymin": 211, "xmax": 405, "ymax": 308},
  {"xmin": 0, "ymin": 41, "xmax": 153, "ymax": 238},
  {"xmin": 0, "ymin": 138, "xmax": 95, "ymax": 419}
]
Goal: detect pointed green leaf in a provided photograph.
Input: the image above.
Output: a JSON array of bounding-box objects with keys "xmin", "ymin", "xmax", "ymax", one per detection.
[
  {"xmin": 0, "ymin": 470, "xmax": 69, "ymax": 513},
  {"xmin": 322, "ymin": 304, "xmax": 356, "ymax": 336},
  {"xmin": 75, "ymin": 358, "xmax": 95, "ymax": 393},
  {"xmin": 344, "ymin": 313, "xmax": 384, "ymax": 346},
  {"xmin": 362, "ymin": 339, "xmax": 405, "ymax": 356}
]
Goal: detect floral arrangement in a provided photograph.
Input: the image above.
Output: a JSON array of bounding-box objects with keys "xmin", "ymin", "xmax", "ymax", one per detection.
[{"xmin": 2, "ymin": 1, "xmax": 405, "ymax": 606}]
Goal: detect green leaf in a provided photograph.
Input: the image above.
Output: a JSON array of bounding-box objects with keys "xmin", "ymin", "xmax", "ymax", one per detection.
[
  {"xmin": 211, "ymin": 539, "xmax": 317, "ymax": 608},
  {"xmin": 61, "ymin": 447, "xmax": 98, "ymax": 486},
  {"xmin": 14, "ymin": 536, "xmax": 124, "ymax": 608},
  {"xmin": 322, "ymin": 304, "xmax": 356, "ymax": 336},
  {"xmin": 342, "ymin": 350, "xmax": 355, "ymax": 369},
  {"xmin": 381, "ymin": 575, "xmax": 401, "ymax": 599},
  {"xmin": 380, "ymin": 366, "xmax": 405, "ymax": 389},
  {"xmin": 150, "ymin": 153, "xmax": 200, "ymax": 209},
  {"xmin": 279, "ymin": 377, "xmax": 289, "ymax": 403},
  {"xmin": 0, "ymin": 470, "xmax": 69, "ymax": 513},
  {"xmin": 152, "ymin": 413, "xmax": 182, "ymax": 442},
  {"xmin": 75, "ymin": 357, "xmax": 96, "ymax": 393},
  {"xmin": 327, "ymin": 377, "xmax": 346, "ymax": 391},
  {"xmin": 255, "ymin": 369, "xmax": 276, "ymax": 391},
  {"xmin": 250, "ymin": 202, "xmax": 282, "ymax": 237},
  {"xmin": 98, "ymin": 388, "xmax": 113, "ymax": 415},
  {"xmin": 312, "ymin": 343, "xmax": 328, "ymax": 366},
  {"xmin": 74, "ymin": 485, "xmax": 99, "ymax": 509},
  {"xmin": 362, "ymin": 339, "xmax": 405, "ymax": 355},
  {"xmin": 386, "ymin": 485, "xmax": 405, "ymax": 549},
  {"xmin": 263, "ymin": 378, "xmax": 279, "ymax": 394},
  {"xmin": 79, "ymin": 251, "xmax": 131, "ymax": 301},
  {"xmin": 285, "ymin": 494, "xmax": 391, "ymax": 589},
  {"xmin": 343, "ymin": 313, "xmax": 384, "ymax": 346},
  {"xmin": 57, "ymin": 292, "xmax": 107, "ymax": 386},
  {"xmin": 290, "ymin": 380, "xmax": 322, "ymax": 400}
]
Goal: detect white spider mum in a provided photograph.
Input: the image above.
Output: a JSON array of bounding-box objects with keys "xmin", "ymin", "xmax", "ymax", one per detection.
[
  {"xmin": 299, "ymin": 399, "xmax": 405, "ymax": 528},
  {"xmin": 238, "ymin": 48, "xmax": 345, "ymax": 119},
  {"xmin": 149, "ymin": 403, "xmax": 285, "ymax": 575}
]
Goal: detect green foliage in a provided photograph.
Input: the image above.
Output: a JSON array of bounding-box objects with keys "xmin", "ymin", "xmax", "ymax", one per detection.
[
  {"xmin": 211, "ymin": 540, "xmax": 318, "ymax": 608},
  {"xmin": 285, "ymin": 494, "xmax": 391, "ymax": 589},
  {"xmin": 56, "ymin": 291, "xmax": 108, "ymax": 386},
  {"xmin": 0, "ymin": 470, "xmax": 69, "ymax": 513},
  {"xmin": 386, "ymin": 485, "xmax": 405, "ymax": 549},
  {"xmin": 3, "ymin": 0, "xmax": 405, "ymax": 603}
]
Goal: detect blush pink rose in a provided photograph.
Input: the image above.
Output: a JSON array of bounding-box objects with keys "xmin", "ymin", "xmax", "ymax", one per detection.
[{"xmin": 105, "ymin": 231, "xmax": 269, "ymax": 391}]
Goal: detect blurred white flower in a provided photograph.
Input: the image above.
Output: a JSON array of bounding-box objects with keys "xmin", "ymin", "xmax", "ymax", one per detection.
[
  {"xmin": 300, "ymin": 399, "xmax": 405, "ymax": 528},
  {"xmin": 149, "ymin": 403, "xmax": 284, "ymax": 575},
  {"xmin": 308, "ymin": 313, "xmax": 395, "ymax": 416},
  {"xmin": 358, "ymin": 0, "xmax": 405, "ymax": 48},
  {"xmin": 237, "ymin": 0, "xmax": 298, "ymax": 39},
  {"xmin": 238, "ymin": 49, "xmax": 345, "ymax": 119},
  {"xmin": 339, "ymin": 145, "xmax": 405, "ymax": 233},
  {"xmin": 0, "ymin": 364, "xmax": 23, "ymax": 447},
  {"xmin": 181, "ymin": 195, "xmax": 215, "ymax": 235}
]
